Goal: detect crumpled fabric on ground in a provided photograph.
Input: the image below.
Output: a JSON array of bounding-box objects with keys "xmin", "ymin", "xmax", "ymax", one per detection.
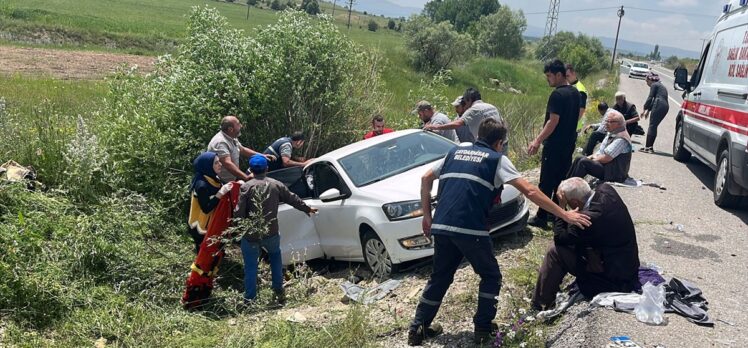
[
  {"xmin": 340, "ymin": 279, "xmax": 401, "ymax": 304},
  {"xmin": 638, "ymin": 266, "xmax": 665, "ymax": 289},
  {"xmin": 665, "ymin": 277, "xmax": 713, "ymax": 326},
  {"xmin": 537, "ymin": 288, "xmax": 586, "ymax": 321},
  {"xmin": 589, "ymin": 292, "xmax": 642, "ymax": 309}
]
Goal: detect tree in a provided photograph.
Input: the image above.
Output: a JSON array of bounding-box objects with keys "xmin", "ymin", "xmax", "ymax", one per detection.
[
  {"xmin": 472, "ymin": 6, "xmax": 526, "ymax": 59},
  {"xmin": 649, "ymin": 44, "xmax": 661, "ymax": 61},
  {"xmin": 270, "ymin": 0, "xmax": 283, "ymax": 10},
  {"xmin": 535, "ymin": 31, "xmax": 607, "ymax": 76},
  {"xmin": 302, "ymin": 0, "xmax": 320, "ymax": 15},
  {"xmin": 247, "ymin": 0, "xmax": 258, "ymax": 6},
  {"xmin": 423, "ymin": 0, "xmax": 500, "ymax": 32},
  {"xmin": 404, "ymin": 15, "xmax": 474, "ymax": 73},
  {"xmin": 368, "ymin": 19, "xmax": 379, "ymax": 32},
  {"xmin": 387, "ymin": 19, "xmax": 396, "ymax": 30}
]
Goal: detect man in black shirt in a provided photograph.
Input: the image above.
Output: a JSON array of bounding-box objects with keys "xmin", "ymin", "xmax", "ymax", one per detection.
[
  {"xmin": 528, "ymin": 59, "xmax": 581, "ymax": 228},
  {"xmin": 613, "ymin": 91, "xmax": 644, "ymax": 136}
]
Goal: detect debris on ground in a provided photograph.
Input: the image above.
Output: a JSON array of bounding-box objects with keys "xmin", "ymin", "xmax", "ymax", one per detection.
[
  {"xmin": 607, "ymin": 336, "xmax": 642, "ymax": 348},
  {"xmin": 663, "ymin": 222, "xmax": 685, "ymax": 232},
  {"xmin": 340, "ymin": 279, "xmax": 401, "ymax": 304}
]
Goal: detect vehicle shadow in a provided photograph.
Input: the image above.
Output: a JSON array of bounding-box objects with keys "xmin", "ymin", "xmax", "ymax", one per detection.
[
  {"xmin": 297, "ymin": 228, "xmax": 536, "ymax": 282},
  {"xmin": 685, "ymin": 158, "xmax": 748, "ymax": 222}
]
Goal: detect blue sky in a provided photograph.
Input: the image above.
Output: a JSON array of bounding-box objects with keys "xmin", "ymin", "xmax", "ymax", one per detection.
[{"xmin": 383, "ymin": 0, "xmax": 721, "ymax": 52}]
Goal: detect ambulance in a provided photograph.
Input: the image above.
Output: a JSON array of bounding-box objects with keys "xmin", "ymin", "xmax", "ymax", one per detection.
[{"xmin": 673, "ymin": 0, "xmax": 748, "ymax": 207}]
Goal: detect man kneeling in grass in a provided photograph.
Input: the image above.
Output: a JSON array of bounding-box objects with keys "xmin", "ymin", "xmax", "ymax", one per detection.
[{"xmin": 530, "ymin": 177, "xmax": 640, "ymax": 312}]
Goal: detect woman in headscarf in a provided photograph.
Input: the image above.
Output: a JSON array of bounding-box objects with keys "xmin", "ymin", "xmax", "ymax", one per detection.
[
  {"xmin": 187, "ymin": 152, "xmax": 233, "ymax": 253},
  {"xmin": 640, "ymin": 72, "xmax": 669, "ymax": 153}
]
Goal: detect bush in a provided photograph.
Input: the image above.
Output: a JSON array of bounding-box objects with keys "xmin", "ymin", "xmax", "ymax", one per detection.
[
  {"xmin": 102, "ymin": 7, "xmax": 387, "ymax": 208},
  {"xmin": 535, "ymin": 31, "xmax": 607, "ymax": 76},
  {"xmin": 387, "ymin": 19, "xmax": 395, "ymax": 30},
  {"xmin": 472, "ymin": 6, "xmax": 526, "ymax": 59},
  {"xmin": 367, "ymin": 19, "xmax": 378, "ymax": 32},
  {"xmin": 423, "ymin": 0, "xmax": 500, "ymax": 32},
  {"xmin": 404, "ymin": 15, "xmax": 474, "ymax": 73},
  {"xmin": 301, "ymin": 0, "xmax": 319, "ymax": 15}
]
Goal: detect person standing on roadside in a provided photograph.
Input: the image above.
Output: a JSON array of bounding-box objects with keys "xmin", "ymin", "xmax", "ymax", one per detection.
[
  {"xmin": 640, "ymin": 73, "xmax": 669, "ymax": 153},
  {"xmin": 413, "ymin": 100, "xmax": 457, "ymax": 142},
  {"xmin": 408, "ymin": 118, "xmax": 591, "ymax": 346},
  {"xmin": 207, "ymin": 115, "xmax": 275, "ymax": 183},
  {"xmin": 566, "ymin": 64, "xmax": 588, "ymax": 133},
  {"xmin": 527, "ymin": 59, "xmax": 581, "ymax": 229}
]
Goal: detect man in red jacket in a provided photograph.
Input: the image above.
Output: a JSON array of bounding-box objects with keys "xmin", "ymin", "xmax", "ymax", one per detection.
[{"xmin": 364, "ymin": 114, "xmax": 394, "ymax": 139}]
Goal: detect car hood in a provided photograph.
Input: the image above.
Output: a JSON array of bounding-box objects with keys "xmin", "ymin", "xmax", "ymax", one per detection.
[
  {"xmin": 355, "ymin": 161, "xmax": 523, "ymax": 204},
  {"xmin": 356, "ymin": 162, "xmax": 438, "ymax": 202}
]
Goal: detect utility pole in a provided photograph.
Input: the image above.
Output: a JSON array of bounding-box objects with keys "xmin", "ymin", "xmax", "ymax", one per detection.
[
  {"xmin": 346, "ymin": 0, "xmax": 355, "ymax": 30},
  {"xmin": 543, "ymin": 0, "xmax": 560, "ymax": 39},
  {"xmin": 246, "ymin": 0, "xmax": 250, "ymax": 20},
  {"xmin": 331, "ymin": 0, "xmax": 336, "ymax": 18},
  {"xmin": 610, "ymin": 6, "xmax": 625, "ymax": 70}
]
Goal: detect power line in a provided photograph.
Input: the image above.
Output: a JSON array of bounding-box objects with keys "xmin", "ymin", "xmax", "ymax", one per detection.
[
  {"xmin": 525, "ymin": 7, "xmax": 619, "ymax": 15},
  {"xmin": 626, "ymin": 6, "xmax": 717, "ymax": 19}
]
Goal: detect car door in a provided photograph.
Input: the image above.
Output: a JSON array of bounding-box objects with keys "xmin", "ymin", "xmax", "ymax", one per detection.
[
  {"xmin": 305, "ymin": 162, "xmax": 363, "ymax": 261},
  {"xmin": 683, "ymin": 41, "xmax": 717, "ymax": 163},
  {"xmin": 270, "ymin": 167, "xmax": 324, "ymax": 265}
]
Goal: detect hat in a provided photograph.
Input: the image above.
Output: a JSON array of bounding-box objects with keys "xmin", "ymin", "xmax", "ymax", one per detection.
[
  {"xmin": 451, "ymin": 96, "xmax": 463, "ymax": 106},
  {"xmin": 248, "ymin": 154, "xmax": 268, "ymax": 172},
  {"xmin": 411, "ymin": 100, "xmax": 432, "ymax": 114}
]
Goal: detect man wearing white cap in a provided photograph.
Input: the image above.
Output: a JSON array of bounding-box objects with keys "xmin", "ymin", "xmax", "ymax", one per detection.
[
  {"xmin": 451, "ymin": 96, "xmax": 475, "ymax": 143},
  {"xmin": 424, "ymin": 87, "xmax": 503, "ymax": 142}
]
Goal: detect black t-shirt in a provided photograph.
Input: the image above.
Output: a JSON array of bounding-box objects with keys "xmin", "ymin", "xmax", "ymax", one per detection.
[{"xmin": 544, "ymin": 84, "xmax": 581, "ymax": 148}]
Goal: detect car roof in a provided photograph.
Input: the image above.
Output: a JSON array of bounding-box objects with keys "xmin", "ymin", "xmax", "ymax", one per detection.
[{"xmin": 308, "ymin": 129, "xmax": 424, "ymax": 164}]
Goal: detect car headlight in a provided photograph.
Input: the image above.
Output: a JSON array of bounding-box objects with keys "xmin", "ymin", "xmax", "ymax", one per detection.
[{"xmin": 382, "ymin": 200, "xmax": 423, "ymax": 221}]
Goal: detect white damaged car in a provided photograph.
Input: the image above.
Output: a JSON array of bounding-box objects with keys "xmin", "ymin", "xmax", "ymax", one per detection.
[{"xmin": 271, "ymin": 130, "xmax": 529, "ymax": 277}]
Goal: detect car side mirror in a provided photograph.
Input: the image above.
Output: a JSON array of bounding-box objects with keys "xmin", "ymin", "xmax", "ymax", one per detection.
[
  {"xmin": 320, "ymin": 188, "xmax": 344, "ymax": 202},
  {"xmin": 674, "ymin": 67, "xmax": 690, "ymax": 92}
]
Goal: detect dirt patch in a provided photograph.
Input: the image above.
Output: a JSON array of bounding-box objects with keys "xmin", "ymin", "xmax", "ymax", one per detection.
[{"xmin": 0, "ymin": 46, "xmax": 155, "ymax": 80}]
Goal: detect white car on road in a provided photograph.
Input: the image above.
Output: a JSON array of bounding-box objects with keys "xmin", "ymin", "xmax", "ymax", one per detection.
[
  {"xmin": 628, "ymin": 62, "xmax": 651, "ymax": 79},
  {"xmin": 271, "ymin": 130, "xmax": 529, "ymax": 277}
]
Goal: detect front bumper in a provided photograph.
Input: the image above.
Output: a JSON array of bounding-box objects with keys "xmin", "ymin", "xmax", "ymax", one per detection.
[{"xmin": 629, "ymin": 70, "xmax": 648, "ymax": 78}]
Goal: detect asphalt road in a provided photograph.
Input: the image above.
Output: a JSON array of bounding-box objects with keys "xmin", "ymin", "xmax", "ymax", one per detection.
[{"xmin": 549, "ymin": 71, "xmax": 748, "ymax": 348}]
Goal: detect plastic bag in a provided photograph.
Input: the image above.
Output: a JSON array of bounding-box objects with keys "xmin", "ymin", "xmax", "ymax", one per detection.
[{"xmin": 634, "ymin": 282, "xmax": 665, "ymax": 325}]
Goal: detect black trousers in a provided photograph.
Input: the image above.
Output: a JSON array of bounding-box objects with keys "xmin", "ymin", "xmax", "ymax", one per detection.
[
  {"xmin": 536, "ymin": 145, "xmax": 574, "ymax": 221},
  {"xmin": 532, "ymin": 244, "xmax": 578, "ymax": 309},
  {"xmin": 645, "ymin": 104, "xmax": 669, "ymax": 148},
  {"xmin": 583, "ymin": 132, "xmax": 606, "ymax": 156},
  {"xmin": 411, "ymin": 234, "xmax": 502, "ymax": 332},
  {"xmin": 569, "ymin": 156, "xmax": 605, "ymax": 181}
]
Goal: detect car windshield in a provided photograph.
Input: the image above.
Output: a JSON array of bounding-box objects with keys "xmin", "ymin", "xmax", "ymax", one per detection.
[
  {"xmin": 339, "ymin": 132, "xmax": 456, "ymax": 187},
  {"xmin": 633, "ymin": 63, "xmax": 649, "ymax": 68}
]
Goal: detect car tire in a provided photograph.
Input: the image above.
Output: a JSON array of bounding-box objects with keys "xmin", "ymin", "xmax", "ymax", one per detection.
[
  {"xmin": 673, "ymin": 120, "xmax": 691, "ymax": 162},
  {"xmin": 362, "ymin": 230, "xmax": 397, "ymax": 278},
  {"xmin": 714, "ymin": 149, "xmax": 741, "ymax": 208}
]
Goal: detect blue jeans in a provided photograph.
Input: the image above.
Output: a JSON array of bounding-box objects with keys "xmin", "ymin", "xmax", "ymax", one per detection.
[{"xmin": 240, "ymin": 235, "xmax": 283, "ymax": 301}]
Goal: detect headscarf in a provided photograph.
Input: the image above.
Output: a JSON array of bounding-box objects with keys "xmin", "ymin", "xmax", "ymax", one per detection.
[
  {"xmin": 190, "ymin": 152, "xmax": 220, "ymax": 191},
  {"xmin": 646, "ymin": 72, "xmax": 660, "ymax": 82}
]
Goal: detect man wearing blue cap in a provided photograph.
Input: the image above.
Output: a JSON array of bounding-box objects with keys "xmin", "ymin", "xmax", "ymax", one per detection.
[{"xmin": 234, "ymin": 154, "xmax": 318, "ymax": 304}]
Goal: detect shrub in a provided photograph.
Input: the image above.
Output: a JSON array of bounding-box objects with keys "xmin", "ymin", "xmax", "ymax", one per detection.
[
  {"xmin": 535, "ymin": 32, "xmax": 607, "ymax": 76},
  {"xmin": 301, "ymin": 0, "xmax": 320, "ymax": 15},
  {"xmin": 472, "ymin": 6, "xmax": 526, "ymax": 59},
  {"xmin": 387, "ymin": 19, "xmax": 395, "ymax": 30},
  {"xmin": 102, "ymin": 7, "xmax": 387, "ymax": 208},
  {"xmin": 62, "ymin": 116, "xmax": 113, "ymax": 205},
  {"xmin": 367, "ymin": 19, "xmax": 378, "ymax": 32},
  {"xmin": 404, "ymin": 15, "xmax": 474, "ymax": 73},
  {"xmin": 423, "ymin": 0, "xmax": 500, "ymax": 32}
]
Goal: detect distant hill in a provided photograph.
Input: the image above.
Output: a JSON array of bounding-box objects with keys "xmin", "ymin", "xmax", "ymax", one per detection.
[
  {"xmin": 524, "ymin": 25, "xmax": 700, "ymax": 59},
  {"xmin": 341, "ymin": 0, "xmax": 421, "ymax": 19}
]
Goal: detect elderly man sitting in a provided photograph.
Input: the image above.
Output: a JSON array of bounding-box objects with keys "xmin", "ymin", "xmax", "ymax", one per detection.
[
  {"xmin": 569, "ymin": 111, "xmax": 632, "ymax": 183},
  {"xmin": 531, "ymin": 178, "xmax": 640, "ymax": 311}
]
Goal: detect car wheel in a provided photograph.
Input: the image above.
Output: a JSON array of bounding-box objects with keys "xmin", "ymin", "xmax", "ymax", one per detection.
[
  {"xmin": 714, "ymin": 149, "xmax": 741, "ymax": 208},
  {"xmin": 673, "ymin": 120, "xmax": 691, "ymax": 162},
  {"xmin": 362, "ymin": 230, "xmax": 396, "ymax": 278}
]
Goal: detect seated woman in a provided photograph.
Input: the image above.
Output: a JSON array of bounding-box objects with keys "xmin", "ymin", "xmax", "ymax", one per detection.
[
  {"xmin": 187, "ymin": 152, "xmax": 232, "ymax": 253},
  {"xmin": 568, "ymin": 111, "xmax": 632, "ymax": 183}
]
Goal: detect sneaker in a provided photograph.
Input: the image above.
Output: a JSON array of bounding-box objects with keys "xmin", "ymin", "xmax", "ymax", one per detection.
[
  {"xmin": 273, "ymin": 288, "xmax": 286, "ymax": 305},
  {"xmin": 407, "ymin": 323, "xmax": 443, "ymax": 346},
  {"xmin": 527, "ymin": 216, "xmax": 549, "ymax": 229}
]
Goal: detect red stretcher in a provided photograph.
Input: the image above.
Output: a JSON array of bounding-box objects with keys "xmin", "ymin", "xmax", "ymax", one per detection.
[{"xmin": 181, "ymin": 183, "xmax": 240, "ymax": 309}]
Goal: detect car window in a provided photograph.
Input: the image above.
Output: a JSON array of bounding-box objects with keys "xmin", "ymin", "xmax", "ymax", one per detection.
[
  {"xmin": 339, "ymin": 131, "xmax": 456, "ymax": 187},
  {"xmin": 633, "ymin": 63, "xmax": 648, "ymax": 68},
  {"xmin": 309, "ymin": 162, "xmax": 348, "ymax": 198}
]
